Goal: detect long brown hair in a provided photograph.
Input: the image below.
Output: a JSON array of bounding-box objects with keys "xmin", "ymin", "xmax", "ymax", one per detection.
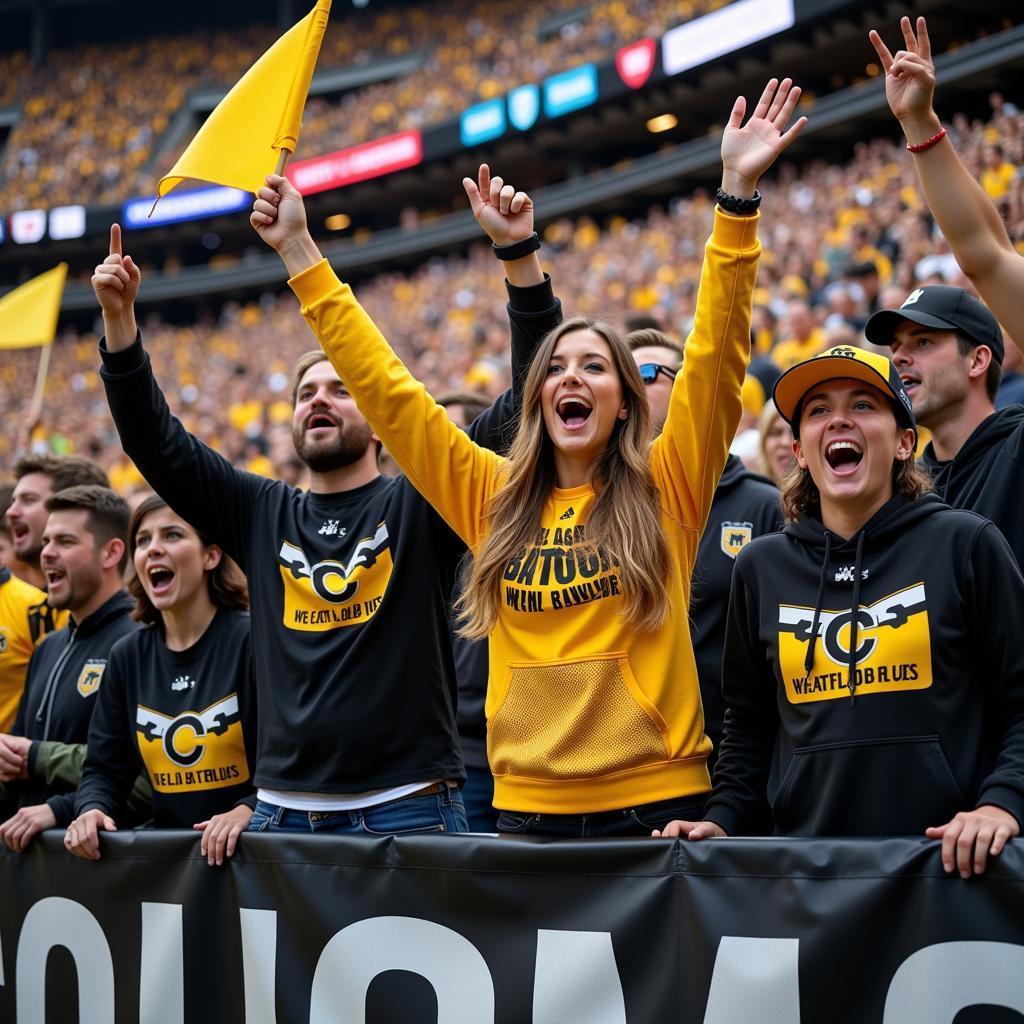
[
  {"xmin": 457, "ymin": 317, "xmax": 672, "ymax": 637},
  {"xmin": 127, "ymin": 495, "xmax": 248, "ymax": 625}
]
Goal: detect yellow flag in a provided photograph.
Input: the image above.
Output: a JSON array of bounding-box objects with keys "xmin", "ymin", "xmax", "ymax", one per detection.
[
  {"xmin": 155, "ymin": 0, "xmax": 331, "ymax": 208},
  {"xmin": 0, "ymin": 263, "xmax": 68, "ymax": 350}
]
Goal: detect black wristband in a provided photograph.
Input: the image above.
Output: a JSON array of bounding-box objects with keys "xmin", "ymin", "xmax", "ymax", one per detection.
[
  {"xmin": 714, "ymin": 188, "xmax": 761, "ymax": 216},
  {"xmin": 493, "ymin": 232, "xmax": 541, "ymax": 261}
]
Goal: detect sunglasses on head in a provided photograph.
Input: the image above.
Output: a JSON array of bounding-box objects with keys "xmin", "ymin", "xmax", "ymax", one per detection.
[{"xmin": 638, "ymin": 363, "xmax": 679, "ymax": 385}]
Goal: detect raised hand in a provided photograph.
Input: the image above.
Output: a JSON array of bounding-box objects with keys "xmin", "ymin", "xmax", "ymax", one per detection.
[
  {"xmin": 251, "ymin": 173, "xmax": 308, "ymax": 252},
  {"xmin": 462, "ymin": 164, "xmax": 534, "ymax": 246},
  {"xmin": 869, "ymin": 16, "xmax": 937, "ymax": 128},
  {"xmin": 92, "ymin": 224, "xmax": 141, "ymax": 321},
  {"xmin": 720, "ymin": 78, "xmax": 807, "ymax": 196},
  {"xmin": 251, "ymin": 174, "xmax": 322, "ymax": 277}
]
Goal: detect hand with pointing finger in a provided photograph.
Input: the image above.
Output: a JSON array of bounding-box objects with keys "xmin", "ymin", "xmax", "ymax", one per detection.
[
  {"xmin": 462, "ymin": 164, "xmax": 535, "ymax": 246},
  {"xmin": 91, "ymin": 223, "xmax": 141, "ymax": 350}
]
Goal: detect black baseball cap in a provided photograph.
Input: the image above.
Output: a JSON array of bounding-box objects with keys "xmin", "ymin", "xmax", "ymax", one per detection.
[
  {"xmin": 865, "ymin": 285, "xmax": 1004, "ymax": 363},
  {"xmin": 773, "ymin": 345, "xmax": 917, "ymax": 441}
]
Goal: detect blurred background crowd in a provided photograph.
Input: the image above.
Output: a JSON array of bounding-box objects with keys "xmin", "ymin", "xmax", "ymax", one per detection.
[{"xmin": 3, "ymin": 92, "xmax": 1023, "ymax": 490}]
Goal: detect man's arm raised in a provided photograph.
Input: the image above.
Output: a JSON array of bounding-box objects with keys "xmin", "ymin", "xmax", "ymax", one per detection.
[
  {"xmin": 95, "ymin": 226, "xmax": 270, "ymax": 562},
  {"xmin": 92, "ymin": 224, "xmax": 141, "ymax": 351},
  {"xmin": 870, "ymin": 16, "xmax": 1024, "ymax": 344}
]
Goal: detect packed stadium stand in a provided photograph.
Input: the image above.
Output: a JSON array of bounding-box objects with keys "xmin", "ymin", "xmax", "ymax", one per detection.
[{"xmin": 1, "ymin": 0, "xmax": 1023, "ymax": 486}]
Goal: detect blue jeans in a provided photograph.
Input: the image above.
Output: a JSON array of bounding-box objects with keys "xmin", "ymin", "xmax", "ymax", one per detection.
[
  {"xmin": 461, "ymin": 766, "xmax": 499, "ymax": 832},
  {"xmin": 247, "ymin": 784, "xmax": 468, "ymax": 835},
  {"xmin": 496, "ymin": 793, "xmax": 709, "ymax": 838}
]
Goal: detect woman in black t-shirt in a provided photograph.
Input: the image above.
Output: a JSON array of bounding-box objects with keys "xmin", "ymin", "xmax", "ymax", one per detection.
[{"xmin": 65, "ymin": 495, "xmax": 255, "ymax": 865}]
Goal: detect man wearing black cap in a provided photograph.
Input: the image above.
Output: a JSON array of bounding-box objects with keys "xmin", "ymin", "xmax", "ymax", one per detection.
[{"xmin": 865, "ymin": 284, "xmax": 1024, "ymax": 565}]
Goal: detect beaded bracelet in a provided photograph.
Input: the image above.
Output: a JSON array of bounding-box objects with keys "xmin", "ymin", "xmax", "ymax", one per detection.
[{"xmin": 907, "ymin": 126, "xmax": 947, "ymax": 154}]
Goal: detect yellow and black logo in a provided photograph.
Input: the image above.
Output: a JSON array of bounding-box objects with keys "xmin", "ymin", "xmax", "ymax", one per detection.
[
  {"xmin": 77, "ymin": 659, "xmax": 106, "ymax": 697},
  {"xmin": 135, "ymin": 693, "xmax": 250, "ymax": 792},
  {"xmin": 778, "ymin": 582, "xmax": 932, "ymax": 704},
  {"xmin": 720, "ymin": 521, "xmax": 753, "ymax": 559},
  {"xmin": 277, "ymin": 523, "xmax": 393, "ymax": 632}
]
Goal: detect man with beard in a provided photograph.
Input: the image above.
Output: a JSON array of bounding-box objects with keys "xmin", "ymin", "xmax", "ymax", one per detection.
[
  {"xmin": 92, "ymin": 166, "xmax": 561, "ymax": 836},
  {"xmin": 865, "ymin": 286, "xmax": 1024, "ymax": 566},
  {"xmin": 0, "ymin": 485, "xmax": 137, "ymax": 851},
  {"xmin": 6, "ymin": 456, "xmax": 109, "ymax": 591}
]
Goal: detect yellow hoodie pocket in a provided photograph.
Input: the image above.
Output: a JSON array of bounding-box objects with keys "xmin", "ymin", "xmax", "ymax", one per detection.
[{"xmin": 488, "ymin": 653, "xmax": 670, "ymax": 780}]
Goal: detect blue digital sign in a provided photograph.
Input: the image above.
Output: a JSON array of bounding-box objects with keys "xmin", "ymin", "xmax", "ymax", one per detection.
[
  {"xmin": 459, "ymin": 99, "xmax": 507, "ymax": 148},
  {"xmin": 122, "ymin": 186, "xmax": 250, "ymax": 229},
  {"xmin": 542, "ymin": 64, "xmax": 598, "ymax": 119}
]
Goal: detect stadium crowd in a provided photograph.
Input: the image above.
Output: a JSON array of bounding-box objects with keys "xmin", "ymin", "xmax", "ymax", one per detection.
[
  {"xmin": 1, "ymin": 16, "xmax": 1023, "ymax": 885},
  {"xmin": 1, "ymin": 0, "xmax": 725, "ymax": 210},
  {"xmin": 2, "ymin": 92, "xmax": 1021, "ymax": 486}
]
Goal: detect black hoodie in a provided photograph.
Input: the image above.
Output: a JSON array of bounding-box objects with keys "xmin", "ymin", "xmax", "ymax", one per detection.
[
  {"xmin": 691, "ymin": 455, "xmax": 780, "ymax": 763},
  {"xmin": 11, "ymin": 590, "xmax": 137, "ymax": 825},
  {"xmin": 920, "ymin": 405, "xmax": 1024, "ymax": 568},
  {"xmin": 704, "ymin": 494, "xmax": 1024, "ymax": 837}
]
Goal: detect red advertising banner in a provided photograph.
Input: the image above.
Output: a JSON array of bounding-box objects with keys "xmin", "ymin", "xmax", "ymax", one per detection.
[{"xmin": 289, "ymin": 130, "xmax": 424, "ymax": 196}]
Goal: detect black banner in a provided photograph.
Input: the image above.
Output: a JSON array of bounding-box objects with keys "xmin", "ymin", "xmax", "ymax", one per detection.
[{"xmin": 2, "ymin": 833, "xmax": 1024, "ymax": 1022}]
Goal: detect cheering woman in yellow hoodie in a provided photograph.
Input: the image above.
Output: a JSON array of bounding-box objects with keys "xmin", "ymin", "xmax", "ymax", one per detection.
[{"xmin": 249, "ymin": 80, "xmax": 805, "ymax": 837}]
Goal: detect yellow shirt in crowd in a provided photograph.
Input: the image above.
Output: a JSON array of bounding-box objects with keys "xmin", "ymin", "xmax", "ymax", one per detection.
[{"xmin": 290, "ymin": 208, "xmax": 761, "ymax": 813}]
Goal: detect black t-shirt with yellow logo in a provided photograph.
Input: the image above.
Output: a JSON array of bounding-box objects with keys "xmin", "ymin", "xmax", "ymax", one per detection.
[
  {"xmin": 75, "ymin": 609, "xmax": 254, "ymax": 828},
  {"xmin": 705, "ymin": 493, "xmax": 1024, "ymax": 837},
  {"xmin": 99, "ymin": 278, "xmax": 557, "ymax": 794}
]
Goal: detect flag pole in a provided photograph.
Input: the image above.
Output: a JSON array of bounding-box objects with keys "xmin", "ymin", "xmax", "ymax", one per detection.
[
  {"xmin": 31, "ymin": 343, "xmax": 52, "ymax": 411},
  {"xmin": 275, "ymin": 149, "xmax": 291, "ymax": 175}
]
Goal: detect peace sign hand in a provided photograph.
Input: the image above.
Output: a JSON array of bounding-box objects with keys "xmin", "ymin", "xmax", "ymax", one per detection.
[{"xmin": 869, "ymin": 16, "xmax": 937, "ymax": 125}]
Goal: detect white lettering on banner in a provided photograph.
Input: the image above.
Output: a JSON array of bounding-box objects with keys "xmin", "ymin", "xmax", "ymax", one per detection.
[
  {"xmin": 534, "ymin": 930, "xmax": 626, "ymax": 1024},
  {"xmin": 704, "ymin": 937, "xmax": 801, "ymax": 1023},
  {"xmin": 883, "ymin": 942, "xmax": 1024, "ymax": 1022},
  {"xmin": 15, "ymin": 897, "xmax": 115, "ymax": 1024},
  {"xmin": 662, "ymin": 0, "xmax": 794, "ymax": 77},
  {"xmin": 140, "ymin": 903, "xmax": 184, "ymax": 1024},
  {"xmin": 308, "ymin": 916, "xmax": 494, "ymax": 1023},
  {"xmin": 240, "ymin": 908, "xmax": 278, "ymax": 1024},
  {"xmin": 7, "ymin": 901, "xmax": 1024, "ymax": 1021}
]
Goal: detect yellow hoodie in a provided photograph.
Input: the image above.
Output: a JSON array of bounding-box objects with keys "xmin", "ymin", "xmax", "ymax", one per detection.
[{"xmin": 290, "ymin": 208, "xmax": 760, "ymax": 813}]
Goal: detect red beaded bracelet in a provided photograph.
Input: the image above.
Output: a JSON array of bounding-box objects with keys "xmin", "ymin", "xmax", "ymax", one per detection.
[{"xmin": 907, "ymin": 126, "xmax": 947, "ymax": 154}]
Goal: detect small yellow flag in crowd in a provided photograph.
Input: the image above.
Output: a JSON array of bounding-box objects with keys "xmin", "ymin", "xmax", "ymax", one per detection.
[
  {"xmin": 0, "ymin": 263, "xmax": 68, "ymax": 350},
  {"xmin": 154, "ymin": 0, "xmax": 332, "ymax": 209}
]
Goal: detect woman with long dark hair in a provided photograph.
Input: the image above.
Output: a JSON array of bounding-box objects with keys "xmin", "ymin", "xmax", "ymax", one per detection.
[
  {"xmin": 64, "ymin": 495, "xmax": 255, "ymax": 865},
  {"xmin": 658, "ymin": 346, "xmax": 1024, "ymax": 877},
  {"xmin": 251, "ymin": 79, "xmax": 805, "ymax": 836}
]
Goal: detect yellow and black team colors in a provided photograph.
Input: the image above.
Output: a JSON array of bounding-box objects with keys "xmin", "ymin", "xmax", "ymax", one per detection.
[
  {"xmin": 75, "ymin": 609, "xmax": 254, "ymax": 827},
  {"xmin": 291, "ymin": 208, "xmax": 760, "ymax": 814},
  {"xmin": 701, "ymin": 345, "xmax": 1024, "ymax": 840},
  {"xmin": 0, "ymin": 567, "xmax": 63, "ymax": 733},
  {"xmin": 7, "ymin": 591, "xmax": 136, "ymax": 825},
  {"xmin": 99, "ymin": 281, "xmax": 559, "ymax": 796}
]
